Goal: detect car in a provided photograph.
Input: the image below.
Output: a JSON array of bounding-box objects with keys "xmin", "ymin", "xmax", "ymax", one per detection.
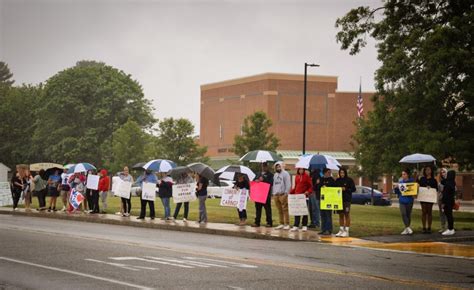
[
  {"xmin": 352, "ymin": 186, "xmax": 392, "ymax": 206},
  {"xmin": 207, "ymin": 180, "xmax": 234, "ymax": 198}
]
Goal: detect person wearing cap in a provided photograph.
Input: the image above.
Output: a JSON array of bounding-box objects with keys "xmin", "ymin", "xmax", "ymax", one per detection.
[
  {"xmin": 252, "ymin": 162, "xmax": 273, "ymax": 228},
  {"xmin": 272, "ymin": 162, "xmax": 291, "ymax": 230}
]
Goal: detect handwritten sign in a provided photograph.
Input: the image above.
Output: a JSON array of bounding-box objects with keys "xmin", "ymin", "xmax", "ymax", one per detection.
[
  {"xmin": 321, "ymin": 187, "xmax": 343, "ymax": 210},
  {"xmin": 114, "ymin": 179, "xmax": 132, "ymax": 199},
  {"xmin": 220, "ymin": 188, "xmax": 240, "ymax": 207},
  {"xmin": 238, "ymin": 189, "xmax": 248, "ymax": 211},
  {"xmin": 288, "ymin": 194, "xmax": 308, "ymax": 216},
  {"xmin": 86, "ymin": 174, "xmax": 100, "ymax": 190},
  {"xmin": 249, "ymin": 181, "xmax": 270, "ymax": 204},
  {"xmin": 142, "ymin": 182, "xmax": 157, "ymax": 201},
  {"xmin": 172, "ymin": 183, "xmax": 197, "ymax": 203},
  {"xmin": 417, "ymin": 187, "xmax": 437, "ymax": 203},
  {"xmin": 398, "ymin": 182, "xmax": 418, "ymax": 196},
  {"xmin": 0, "ymin": 182, "xmax": 13, "ymax": 207}
]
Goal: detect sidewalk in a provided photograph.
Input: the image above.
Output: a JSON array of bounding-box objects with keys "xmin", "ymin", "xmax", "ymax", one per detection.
[{"xmin": 390, "ymin": 198, "xmax": 474, "ymax": 212}]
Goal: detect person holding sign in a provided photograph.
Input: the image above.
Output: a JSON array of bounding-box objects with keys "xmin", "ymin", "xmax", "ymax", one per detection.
[
  {"xmin": 417, "ymin": 166, "xmax": 438, "ymax": 234},
  {"xmin": 196, "ymin": 174, "xmax": 209, "ymax": 224},
  {"xmin": 289, "ymin": 168, "xmax": 313, "ymax": 232},
  {"xmin": 136, "ymin": 170, "xmax": 157, "ymax": 220},
  {"xmin": 118, "ymin": 166, "xmax": 134, "ymax": 217},
  {"xmin": 441, "ymin": 170, "xmax": 456, "ymax": 236},
  {"xmin": 251, "ymin": 162, "xmax": 273, "ymax": 228},
  {"xmin": 173, "ymin": 172, "xmax": 194, "ymax": 221},
  {"xmin": 394, "ymin": 169, "xmax": 415, "ymax": 235},
  {"xmin": 319, "ymin": 168, "xmax": 336, "ymax": 236},
  {"xmin": 234, "ymin": 173, "xmax": 250, "ymax": 226},
  {"xmin": 158, "ymin": 174, "xmax": 173, "ymax": 220},
  {"xmin": 335, "ymin": 168, "xmax": 356, "ymax": 237},
  {"xmin": 272, "ymin": 162, "xmax": 291, "ymax": 230}
]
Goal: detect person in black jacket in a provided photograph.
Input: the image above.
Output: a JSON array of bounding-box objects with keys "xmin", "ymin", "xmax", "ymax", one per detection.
[
  {"xmin": 252, "ymin": 162, "xmax": 273, "ymax": 228},
  {"xmin": 441, "ymin": 170, "xmax": 456, "ymax": 236},
  {"xmin": 158, "ymin": 175, "xmax": 173, "ymax": 220},
  {"xmin": 234, "ymin": 173, "xmax": 250, "ymax": 226},
  {"xmin": 319, "ymin": 168, "xmax": 336, "ymax": 235},
  {"xmin": 418, "ymin": 166, "xmax": 438, "ymax": 234},
  {"xmin": 335, "ymin": 168, "xmax": 356, "ymax": 237}
]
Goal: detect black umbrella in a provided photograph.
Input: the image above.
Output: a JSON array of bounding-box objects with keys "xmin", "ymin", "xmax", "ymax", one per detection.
[
  {"xmin": 187, "ymin": 162, "xmax": 219, "ymax": 185},
  {"xmin": 169, "ymin": 166, "xmax": 192, "ymax": 179},
  {"xmin": 132, "ymin": 162, "xmax": 146, "ymax": 170}
]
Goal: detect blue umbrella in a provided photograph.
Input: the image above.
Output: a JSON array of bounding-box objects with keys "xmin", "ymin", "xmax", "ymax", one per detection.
[
  {"xmin": 142, "ymin": 159, "xmax": 177, "ymax": 173},
  {"xmin": 67, "ymin": 163, "xmax": 96, "ymax": 174},
  {"xmin": 295, "ymin": 154, "xmax": 341, "ymax": 170}
]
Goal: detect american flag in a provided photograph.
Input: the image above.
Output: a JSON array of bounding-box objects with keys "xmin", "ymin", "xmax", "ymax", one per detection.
[{"xmin": 357, "ymin": 80, "xmax": 363, "ymax": 118}]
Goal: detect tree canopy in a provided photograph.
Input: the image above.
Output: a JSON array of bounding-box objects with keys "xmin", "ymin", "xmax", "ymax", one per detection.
[
  {"xmin": 336, "ymin": 1, "xmax": 473, "ymax": 173},
  {"xmin": 233, "ymin": 111, "xmax": 280, "ymax": 157}
]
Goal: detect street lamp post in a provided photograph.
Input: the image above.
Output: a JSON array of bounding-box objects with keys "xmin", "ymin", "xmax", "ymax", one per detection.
[{"xmin": 303, "ymin": 62, "xmax": 320, "ymax": 155}]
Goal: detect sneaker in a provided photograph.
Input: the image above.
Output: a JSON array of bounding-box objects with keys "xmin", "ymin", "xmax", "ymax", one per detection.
[
  {"xmin": 302, "ymin": 226, "xmax": 308, "ymax": 232},
  {"xmin": 341, "ymin": 230, "xmax": 349, "ymax": 237},
  {"xmin": 442, "ymin": 229, "xmax": 455, "ymax": 236},
  {"xmin": 61, "ymin": 206, "xmax": 66, "ymax": 212},
  {"xmin": 407, "ymin": 227, "xmax": 413, "ymax": 235},
  {"xmin": 183, "ymin": 218, "xmax": 187, "ymax": 222},
  {"xmin": 283, "ymin": 225, "xmax": 290, "ymax": 230},
  {"xmin": 290, "ymin": 226, "xmax": 299, "ymax": 232},
  {"xmin": 275, "ymin": 225, "xmax": 284, "ymax": 230},
  {"xmin": 401, "ymin": 228, "xmax": 409, "ymax": 235},
  {"xmin": 335, "ymin": 227, "xmax": 344, "ymax": 237}
]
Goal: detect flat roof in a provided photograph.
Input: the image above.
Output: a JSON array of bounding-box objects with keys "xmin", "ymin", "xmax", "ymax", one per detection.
[{"xmin": 201, "ymin": 72, "xmax": 338, "ymax": 91}]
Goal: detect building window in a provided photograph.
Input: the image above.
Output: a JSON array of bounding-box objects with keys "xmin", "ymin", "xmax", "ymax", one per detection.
[{"xmin": 219, "ymin": 124, "xmax": 223, "ymax": 140}]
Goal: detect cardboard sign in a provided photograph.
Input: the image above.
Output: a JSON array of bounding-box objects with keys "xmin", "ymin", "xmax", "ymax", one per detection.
[
  {"xmin": 321, "ymin": 187, "xmax": 343, "ymax": 210},
  {"xmin": 86, "ymin": 174, "xmax": 100, "ymax": 190},
  {"xmin": 0, "ymin": 182, "xmax": 13, "ymax": 207},
  {"xmin": 238, "ymin": 189, "xmax": 248, "ymax": 211},
  {"xmin": 172, "ymin": 183, "xmax": 197, "ymax": 203},
  {"xmin": 69, "ymin": 189, "xmax": 84, "ymax": 209},
  {"xmin": 399, "ymin": 182, "xmax": 418, "ymax": 196},
  {"xmin": 417, "ymin": 187, "xmax": 437, "ymax": 203},
  {"xmin": 114, "ymin": 179, "xmax": 132, "ymax": 199},
  {"xmin": 249, "ymin": 181, "xmax": 270, "ymax": 204},
  {"xmin": 220, "ymin": 188, "xmax": 241, "ymax": 207},
  {"xmin": 288, "ymin": 194, "xmax": 308, "ymax": 216},
  {"xmin": 142, "ymin": 182, "xmax": 157, "ymax": 201}
]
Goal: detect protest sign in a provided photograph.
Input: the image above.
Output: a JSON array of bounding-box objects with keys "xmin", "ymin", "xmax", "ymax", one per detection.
[
  {"xmin": 0, "ymin": 182, "xmax": 13, "ymax": 207},
  {"xmin": 86, "ymin": 174, "xmax": 100, "ymax": 190},
  {"xmin": 417, "ymin": 187, "xmax": 437, "ymax": 203},
  {"xmin": 321, "ymin": 187, "xmax": 343, "ymax": 210},
  {"xmin": 111, "ymin": 176, "xmax": 120, "ymax": 194},
  {"xmin": 398, "ymin": 182, "xmax": 418, "ymax": 196},
  {"xmin": 69, "ymin": 189, "xmax": 84, "ymax": 209},
  {"xmin": 288, "ymin": 194, "xmax": 308, "ymax": 216},
  {"xmin": 249, "ymin": 181, "xmax": 270, "ymax": 204},
  {"xmin": 220, "ymin": 188, "xmax": 240, "ymax": 207},
  {"xmin": 142, "ymin": 182, "xmax": 157, "ymax": 201},
  {"xmin": 114, "ymin": 179, "xmax": 132, "ymax": 199},
  {"xmin": 172, "ymin": 183, "xmax": 197, "ymax": 203},
  {"xmin": 238, "ymin": 189, "xmax": 248, "ymax": 211}
]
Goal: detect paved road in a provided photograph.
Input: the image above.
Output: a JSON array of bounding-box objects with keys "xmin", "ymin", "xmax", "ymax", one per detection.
[{"xmin": 0, "ymin": 215, "xmax": 472, "ymax": 289}]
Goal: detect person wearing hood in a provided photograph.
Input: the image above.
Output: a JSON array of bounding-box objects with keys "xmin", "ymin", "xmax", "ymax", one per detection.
[
  {"xmin": 437, "ymin": 168, "xmax": 448, "ymax": 232},
  {"xmin": 394, "ymin": 169, "xmax": 415, "ymax": 235},
  {"xmin": 272, "ymin": 162, "xmax": 291, "ymax": 230},
  {"xmin": 441, "ymin": 170, "xmax": 456, "ymax": 236},
  {"xmin": 418, "ymin": 166, "xmax": 438, "ymax": 234},
  {"xmin": 136, "ymin": 170, "xmax": 158, "ymax": 220},
  {"xmin": 289, "ymin": 168, "xmax": 313, "ymax": 232},
  {"xmin": 98, "ymin": 169, "xmax": 110, "ymax": 214},
  {"xmin": 158, "ymin": 174, "xmax": 173, "ymax": 220},
  {"xmin": 319, "ymin": 168, "xmax": 336, "ymax": 235},
  {"xmin": 335, "ymin": 167, "xmax": 356, "ymax": 237}
]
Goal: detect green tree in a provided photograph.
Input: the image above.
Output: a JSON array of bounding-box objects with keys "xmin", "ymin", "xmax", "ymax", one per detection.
[
  {"xmin": 154, "ymin": 118, "xmax": 209, "ymax": 165},
  {"xmin": 0, "ymin": 61, "xmax": 14, "ymax": 86},
  {"xmin": 233, "ymin": 111, "xmax": 280, "ymax": 157},
  {"xmin": 33, "ymin": 60, "xmax": 155, "ymax": 166},
  {"xmin": 336, "ymin": 1, "xmax": 474, "ymax": 171}
]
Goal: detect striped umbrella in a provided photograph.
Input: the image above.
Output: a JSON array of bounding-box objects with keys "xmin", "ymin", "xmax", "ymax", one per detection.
[
  {"xmin": 215, "ymin": 165, "xmax": 256, "ymax": 181},
  {"xmin": 295, "ymin": 154, "xmax": 341, "ymax": 170},
  {"xmin": 142, "ymin": 159, "xmax": 177, "ymax": 173},
  {"xmin": 239, "ymin": 150, "xmax": 282, "ymax": 163},
  {"xmin": 67, "ymin": 163, "xmax": 96, "ymax": 174}
]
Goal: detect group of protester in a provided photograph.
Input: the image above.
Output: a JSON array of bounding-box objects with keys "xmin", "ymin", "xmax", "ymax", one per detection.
[{"xmin": 395, "ymin": 167, "xmax": 457, "ymax": 236}]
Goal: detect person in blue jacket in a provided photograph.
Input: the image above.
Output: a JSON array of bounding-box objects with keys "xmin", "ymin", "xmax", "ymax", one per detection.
[
  {"xmin": 136, "ymin": 170, "xmax": 158, "ymax": 220},
  {"xmin": 394, "ymin": 169, "xmax": 415, "ymax": 235}
]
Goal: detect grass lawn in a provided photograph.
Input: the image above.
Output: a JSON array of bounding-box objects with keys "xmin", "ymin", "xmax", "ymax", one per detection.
[{"xmin": 14, "ymin": 195, "xmax": 474, "ymax": 238}]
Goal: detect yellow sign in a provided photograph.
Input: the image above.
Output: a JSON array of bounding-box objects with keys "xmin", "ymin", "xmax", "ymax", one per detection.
[
  {"xmin": 321, "ymin": 187, "xmax": 343, "ymax": 210},
  {"xmin": 398, "ymin": 182, "xmax": 418, "ymax": 196}
]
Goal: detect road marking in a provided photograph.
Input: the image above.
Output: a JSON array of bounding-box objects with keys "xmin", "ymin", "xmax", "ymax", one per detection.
[
  {"xmin": 109, "ymin": 257, "xmax": 194, "ymax": 269},
  {"xmin": 183, "ymin": 256, "xmax": 258, "ymax": 268},
  {"xmin": 144, "ymin": 256, "xmax": 215, "ymax": 268},
  {"xmin": 85, "ymin": 259, "xmax": 143, "ymax": 271},
  {"xmin": 0, "ymin": 256, "xmax": 153, "ymax": 290}
]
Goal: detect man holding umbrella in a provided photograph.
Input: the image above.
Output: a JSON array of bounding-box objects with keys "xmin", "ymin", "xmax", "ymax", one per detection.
[{"xmin": 252, "ymin": 162, "xmax": 273, "ymax": 228}]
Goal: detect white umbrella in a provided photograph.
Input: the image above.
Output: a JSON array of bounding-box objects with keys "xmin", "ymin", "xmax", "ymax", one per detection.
[
  {"xmin": 399, "ymin": 153, "xmax": 436, "ymax": 164},
  {"xmin": 239, "ymin": 150, "xmax": 282, "ymax": 163},
  {"xmin": 215, "ymin": 165, "xmax": 256, "ymax": 181},
  {"xmin": 295, "ymin": 154, "xmax": 341, "ymax": 170}
]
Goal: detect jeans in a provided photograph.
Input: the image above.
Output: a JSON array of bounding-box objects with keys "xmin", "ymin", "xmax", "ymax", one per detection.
[
  {"xmin": 320, "ymin": 210, "xmax": 333, "ymax": 233},
  {"xmin": 100, "ymin": 191, "xmax": 108, "ymax": 211},
  {"xmin": 294, "ymin": 215, "xmax": 308, "ymax": 227},
  {"xmin": 121, "ymin": 197, "xmax": 131, "ymax": 214},
  {"xmin": 173, "ymin": 202, "xmax": 189, "ymax": 219},
  {"xmin": 308, "ymin": 194, "xmax": 320, "ymax": 227},
  {"xmin": 399, "ymin": 203, "xmax": 413, "ymax": 227},
  {"xmin": 273, "ymin": 194, "xmax": 289, "ymax": 225},
  {"xmin": 161, "ymin": 197, "xmax": 171, "ymax": 218},
  {"xmin": 198, "ymin": 195, "xmax": 207, "ymax": 222}
]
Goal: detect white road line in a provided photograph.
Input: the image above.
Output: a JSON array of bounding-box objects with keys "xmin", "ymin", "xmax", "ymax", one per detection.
[
  {"xmin": 183, "ymin": 257, "xmax": 258, "ymax": 268},
  {"xmin": 109, "ymin": 257, "xmax": 194, "ymax": 269},
  {"xmin": 0, "ymin": 257, "xmax": 153, "ymax": 290},
  {"xmin": 85, "ymin": 259, "xmax": 141, "ymax": 271},
  {"xmin": 144, "ymin": 256, "xmax": 229, "ymax": 268}
]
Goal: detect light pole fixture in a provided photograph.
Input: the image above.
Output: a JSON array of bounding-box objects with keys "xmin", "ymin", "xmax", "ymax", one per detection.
[{"xmin": 303, "ymin": 62, "xmax": 319, "ymax": 155}]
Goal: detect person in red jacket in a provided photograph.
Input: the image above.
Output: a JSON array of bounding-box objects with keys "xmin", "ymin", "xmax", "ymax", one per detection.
[
  {"xmin": 98, "ymin": 169, "xmax": 110, "ymax": 214},
  {"xmin": 290, "ymin": 168, "xmax": 313, "ymax": 232}
]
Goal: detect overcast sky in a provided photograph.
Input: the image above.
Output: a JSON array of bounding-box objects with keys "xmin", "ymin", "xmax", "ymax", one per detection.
[{"xmin": 1, "ymin": 0, "xmax": 381, "ymax": 132}]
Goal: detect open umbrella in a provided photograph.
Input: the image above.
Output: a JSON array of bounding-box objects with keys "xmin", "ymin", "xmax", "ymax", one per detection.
[
  {"xmin": 187, "ymin": 162, "xmax": 218, "ymax": 184},
  {"xmin": 399, "ymin": 153, "xmax": 436, "ymax": 164},
  {"xmin": 143, "ymin": 159, "xmax": 177, "ymax": 173},
  {"xmin": 67, "ymin": 163, "xmax": 96, "ymax": 174},
  {"xmin": 295, "ymin": 154, "xmax": 341, "ymax": 170},
  {"xmin": 29, "ymin": 163, "xmax": 65, "ymax": 171},
  {"xmin": 215, "ymin": 165, "xmax": 256, "ymax": 181},
  {"xmin": 168, "ymin": 166, "xmax": 192, "ymax": 179},
  {"xmin": 132, "ymin": 162, "xmax": 146, "ymax": 170},
  {"xmin": 239, "ymin": 150, "xmax": 282, "ymax": 163}
]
